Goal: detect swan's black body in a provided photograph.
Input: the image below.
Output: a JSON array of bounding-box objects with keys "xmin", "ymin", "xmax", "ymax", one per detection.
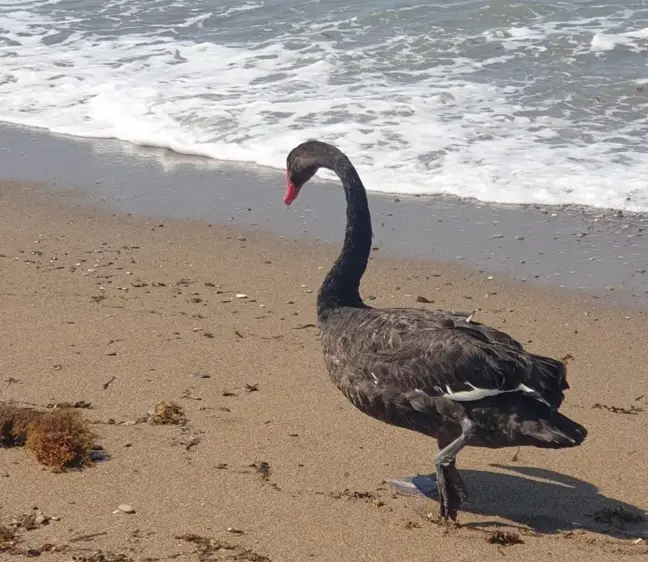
[{"xmin": 284, "ymin": 140, "xmax": 587, "ymax": 520}]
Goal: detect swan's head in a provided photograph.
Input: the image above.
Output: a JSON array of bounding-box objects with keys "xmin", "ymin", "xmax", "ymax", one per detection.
[
  {"xmin": 284, "ymin": 141, "xmax": 323, "ymax": 206},
  {"xmin": 285, "ymin": 140, "xmax": 345, "ymax": 205}
]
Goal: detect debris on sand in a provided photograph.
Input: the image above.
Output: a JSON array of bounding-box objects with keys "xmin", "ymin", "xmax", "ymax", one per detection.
[
  {"xmin": 1, "ymin": 509, "xmax": 63, "ymax": 555},
  {"xmin": 102, "ymin": 376, "xmax": 117, "ymax": 390},
  {"xmin": 330, "ymin": 489, "xmax": 385, "ymax": 507},
  {"xmin": 72, "ymin": 551, "xmax": 133, "ymax": 562},
  {"xmin": 292, "ymin": 323, "xmax": 317, "ymax": 330},
  {"xmin": 0, "ymin": 403, "xmax": 36, "ymax": 446},
  {"xmin": 180, "ymin": 388, "xmax": 202, "ymax": 401},
  {"xmin": 0, "ymin": 526, "xmax": 18, "ymax": 552},
  {"xmin": 11, "ymin": 509, "xmax": 58, "ymax": 530},
  {"xmin": 250, "ymin": 461, "xmax": 271, "ymax": 480},
  {"xmin": 330, "ymin": 489, "xmax": 375, "ymax": 501},
  {"xmin": 0, "ymin": 402, "xmax": 98, "ymax": 470},
  {"xmin": 147, "ymin": 401, "xmax": 187, "ymax": 426},
  {"xmin": 486, "ymin": 531, "xmax": 524, "ymax": 546},
  {"xmin": 592, "ymin": 403, "xmax": 644, "ymax": 415},
  {"xmin": 46, "ymin": 400, "xmax": 92, "ymax": 410},
  {"xmin": 177, "ymin": 533, "xmax": 236, "ymax": 553},
  {"xmin": 588, "ymin": 506, "xmax": 645, "ymax": 528},
  {"xmin": 176, "ymin": 533, "xmax": 271, "ymax": 561}
]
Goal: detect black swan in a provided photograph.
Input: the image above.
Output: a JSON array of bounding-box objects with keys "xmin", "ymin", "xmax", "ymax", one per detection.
[{"xmin": 283, "ymin": 139, "xmax": 587, "ymax": 521}]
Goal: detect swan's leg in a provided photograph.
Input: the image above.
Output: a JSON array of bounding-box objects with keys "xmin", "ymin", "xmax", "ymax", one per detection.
[
  {"xmin": 445, "ymin": 462, "xmax": 467, "ymax": 501},
  {"xmin": 387, "ymin": 422, "xmax": 474, "ymax": 506},
  {"xmin": 434, "ymin": 419, "xmax": 474, "ymax": 521},
  {"xmin": 436, "ymin": 432, "xmax": 467, "ymax": 502}
]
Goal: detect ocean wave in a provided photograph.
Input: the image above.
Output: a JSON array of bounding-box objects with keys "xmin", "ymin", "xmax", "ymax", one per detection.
[{"xmin": 0, "ymin": 0, "xmax": 647, "ymax": 211}]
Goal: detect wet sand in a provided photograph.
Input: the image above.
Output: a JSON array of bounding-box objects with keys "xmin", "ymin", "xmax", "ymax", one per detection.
[
  {"xmin": 1, "ymin": 123, "xmax": 648, "ymax": 309},
  {"xmin": 0, "ymin": 179, "xmax": 647, "ymax": 561}
]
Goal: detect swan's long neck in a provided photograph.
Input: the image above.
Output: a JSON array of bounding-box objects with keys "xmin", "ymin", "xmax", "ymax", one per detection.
[{"xmin": 317, "ymin": 157, "xmax": 373, "ymax": 319}]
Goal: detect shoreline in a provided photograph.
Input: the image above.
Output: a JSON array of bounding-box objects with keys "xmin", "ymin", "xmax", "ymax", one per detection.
[
  {"xmin": 6, "ymin": 121, "xmax": 648, "ymax": 219},
  {"xmin": 1, "ymin": 123, "xmax": 647, "ymax": 310}
]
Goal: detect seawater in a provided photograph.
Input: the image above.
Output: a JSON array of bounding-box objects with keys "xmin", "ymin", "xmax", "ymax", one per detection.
[{"xmin": 1, "ymin": 0, "xmax": 647, "ymax": 210}]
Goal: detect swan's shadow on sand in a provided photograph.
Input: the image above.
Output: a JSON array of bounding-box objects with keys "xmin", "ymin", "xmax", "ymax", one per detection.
[{"xmin": 390, "ymin": 464, "xmax": 647, "ymax": 539}]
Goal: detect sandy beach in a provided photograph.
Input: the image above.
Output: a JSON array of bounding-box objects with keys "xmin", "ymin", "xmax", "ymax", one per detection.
[
  {"xmin": 0, "ymin": 178, "xmax": 647, "ymax": 561},
  {"xmin": 2, "ymin": 0, "xmax": 648, "ymax": 556}
]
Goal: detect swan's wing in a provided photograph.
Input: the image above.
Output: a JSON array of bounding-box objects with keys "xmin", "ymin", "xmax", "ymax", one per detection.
[
  {"xmin": 445, "ymin": 311, "xmax": 525, "ymax": 350},
  {"xmin": 333, "ymin": 308, "xmax": 567, "ymax": 410}
]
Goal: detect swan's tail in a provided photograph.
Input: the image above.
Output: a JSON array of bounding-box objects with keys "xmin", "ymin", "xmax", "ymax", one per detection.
[
  {"xmin": 522, "ymin": 352, "xmax": 569, "ymax": 410},
  {"xmin": 518, "ymin": 410, "xmax": 587, "ymax": 449},
  {"xmin": 467, "ymin": 395, "xmax": 587, "ymax": 449}
]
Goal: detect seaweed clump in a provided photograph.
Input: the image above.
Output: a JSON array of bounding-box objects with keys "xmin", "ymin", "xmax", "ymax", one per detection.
[
  {"xmin": 0, "ymin": 402, "xmax": 97, "ymax": 470},
  {"xmin": 0, "ymin": 403, "xmax": 36, "ymax": 446},
  {"xmin": 487, "ymin": 531, "xmax": 524, "ymax": 546},
  {"xmin": 147, "ymin": 401, "xmax": 187, "ymax": 425}
]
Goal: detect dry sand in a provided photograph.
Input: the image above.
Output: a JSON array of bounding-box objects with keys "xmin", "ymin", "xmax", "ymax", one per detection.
[{"xmin": 0, "ymin": 180, "xmax": 647, "ymax": 562}]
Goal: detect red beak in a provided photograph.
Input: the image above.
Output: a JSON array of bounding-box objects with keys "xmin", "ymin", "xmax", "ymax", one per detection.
[{"xmin": 284, "ymin": 169, "xmax": 297, "ymax": 206}]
